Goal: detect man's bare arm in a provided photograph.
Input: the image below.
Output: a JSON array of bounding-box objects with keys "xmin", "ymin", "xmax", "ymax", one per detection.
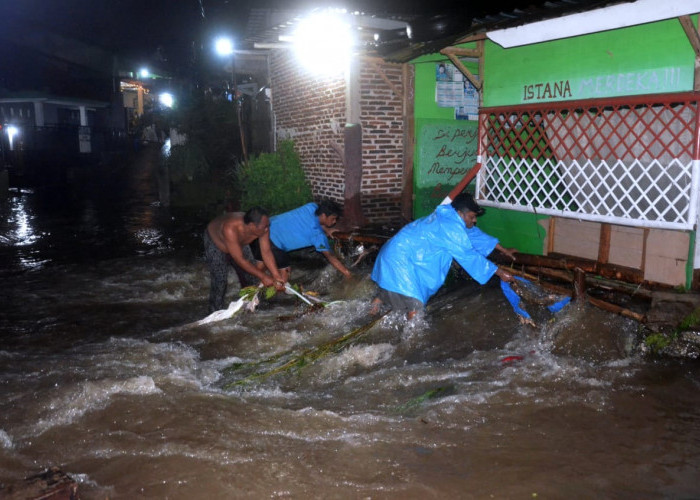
[
  {"xmin": 258, "ymin": 233, "xmax": 285, "ymax": 288},
  {"xmin": 495, "ymin": 243, "xmax": 517, "ymax": 260},
  {"xmin": 222, "ymin": 226, "xmax": 275, "ymax": 287},
  {"xmin": 321, "ymin": 251, "xmax": 352, "ymax": 278}
]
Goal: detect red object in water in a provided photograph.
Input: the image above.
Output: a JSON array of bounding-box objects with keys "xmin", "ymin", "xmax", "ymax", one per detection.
[{"xmin": 501, "ymin": 355, "xmax": 524, "ymax": 363}]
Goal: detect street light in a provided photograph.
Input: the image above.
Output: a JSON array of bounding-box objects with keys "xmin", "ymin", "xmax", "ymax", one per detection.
[
  {"xmin": 6, "ymin": 125, "xmax": 19, "ymax": 151},
  {"xmin": 214, "ymin": 36, "xmax": 248, "ymax": 163},
  {"xmin": 214, "ymin": 37, "xmax": 234, "ymax": 57},
  {"xmin": 159, "ymin": 92, "xmax": 174, "ymax": 108},
  {"xmin": 293, "ymin": 9, "xmax": 354, "ymax": 75}
]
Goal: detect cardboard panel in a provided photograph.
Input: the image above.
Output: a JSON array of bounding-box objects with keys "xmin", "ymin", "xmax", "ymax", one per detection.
[
  {"xmin": 552, "ymin": 218, "xmax": 600, "ymax": 260},
  {"xmin": 644, "ymin": 229, "xmax": 689, "ymax": 285},
  {"xmin": 608, "ymin": 225, "xmax": 644, "ymax": 269}
]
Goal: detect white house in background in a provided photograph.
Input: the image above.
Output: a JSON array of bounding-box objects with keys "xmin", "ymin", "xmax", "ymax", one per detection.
[{"xmin": 0, "ymin": 94, "xmax": 111, "ymax": 154}]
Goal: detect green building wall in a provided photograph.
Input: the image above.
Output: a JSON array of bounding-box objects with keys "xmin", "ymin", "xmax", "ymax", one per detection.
[{"xmin": 410, "ymin": 17, "xmax": 697, "ymax": 259}]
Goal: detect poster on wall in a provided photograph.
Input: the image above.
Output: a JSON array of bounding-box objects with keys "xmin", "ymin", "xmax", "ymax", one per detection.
[
  {"xmin": 435, "ymin": 62, "xmax": 479, "ymax": 120},
  {"xmin": 414, "ymin": 120, "xmax": 479, "ymax": 218}
]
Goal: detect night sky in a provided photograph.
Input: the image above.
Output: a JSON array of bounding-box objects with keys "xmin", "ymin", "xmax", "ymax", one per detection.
[
  {"xmin": 0, "ymin": 0, "xmax": 549, "ymax": 60},
  {"xmin": 0, "ymin": 0, "xmax": 552, "ymax": 96}
]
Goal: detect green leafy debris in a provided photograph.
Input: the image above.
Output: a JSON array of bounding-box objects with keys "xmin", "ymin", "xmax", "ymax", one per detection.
[
  {"xmin": 644, "ymin": 333, "xmax": 672, "ymax": 353},
  {"xmin": 394, "ymin": 386, "xmax": 455, "ymax": 414},
  {"xmin": 222, "ymin": 312, "xmax": 389, "ymax": 389}
]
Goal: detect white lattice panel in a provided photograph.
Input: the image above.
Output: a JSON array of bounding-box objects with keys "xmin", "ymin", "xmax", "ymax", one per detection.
[{"xmin": 476, "ymin": 95, "xmax": 700, "ymax": 230}]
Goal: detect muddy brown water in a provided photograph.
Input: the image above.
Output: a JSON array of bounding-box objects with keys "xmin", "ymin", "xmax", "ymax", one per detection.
[{"xmin": 1, "ymin": 147, "xmax": 699, "ymax": 499}]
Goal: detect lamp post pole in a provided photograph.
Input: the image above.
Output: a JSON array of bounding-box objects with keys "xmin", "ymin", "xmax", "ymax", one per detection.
[
  {"xmin": 216, "ymin": 37, "xmax": 248, "ymax": 165},
  {"xmin": 231, "ymin": 55, "xmax": 248, "ymax": 164}
]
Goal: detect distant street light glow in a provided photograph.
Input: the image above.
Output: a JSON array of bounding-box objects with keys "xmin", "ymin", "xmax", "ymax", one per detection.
[
  {"xmin": 139, "ymin": 68, "xmax": 150, "ymax": 78},
  {"xmin": 215, "ymin": 37, "xmax": 234, "ymax": 56},
  {"xmin": 294, "ymin": 10, "xmax": 354, "ymax": 76},
  {"xmin": 6, "ymin": 125, "xmax": 19, "ymax": 150},
  {"xmin": 159, "ymin": 92, "xmax": 174, "ymax": 108}
]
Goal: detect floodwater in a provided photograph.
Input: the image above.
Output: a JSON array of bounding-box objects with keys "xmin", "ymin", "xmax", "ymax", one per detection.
[{"xmin": 1, "ymin": 146, "xmax": 699, "ymax": 499}]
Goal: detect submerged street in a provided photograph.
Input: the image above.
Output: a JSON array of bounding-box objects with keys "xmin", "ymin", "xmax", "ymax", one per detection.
[{"xmin": 1, "ymin": 149, "xmax": 699, "ymax": 499}]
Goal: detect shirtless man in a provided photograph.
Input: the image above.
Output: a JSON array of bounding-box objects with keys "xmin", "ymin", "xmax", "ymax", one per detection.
[{"xmin": 203, "ymin": 207, "xmax": 285, "ymax": 313}]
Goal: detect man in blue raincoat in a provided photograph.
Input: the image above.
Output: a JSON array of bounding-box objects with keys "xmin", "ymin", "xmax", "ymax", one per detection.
[{"xmin": 370, "ymin": 192, "xmax": 517, "ymax": 319}]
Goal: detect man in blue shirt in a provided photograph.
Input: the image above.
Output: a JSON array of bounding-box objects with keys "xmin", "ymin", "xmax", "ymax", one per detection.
[
  {"xmin": 370, "ymin": 192, "xmax": 517, "ymax": 319},
  {"xmin": 251, "ymin": 200, "xmax": 352, "ymax": 282}
]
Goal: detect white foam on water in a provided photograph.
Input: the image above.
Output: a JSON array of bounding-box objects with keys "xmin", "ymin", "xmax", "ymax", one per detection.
[
  {"xmin": 257, "ymin": 425, "xmax": 369, "ymax": 444},
  {"xmin": 70, "ymin": 472, "xmax": 108, "ymax": 490},
  {"xmin": 0, "ymin": 429, "xmax": 13, "ymax": 448},
  {"xmin": 231, "ymin": 385, "xmax": 299, "ymax": 400},
  {"xmin": 82, "ymin": 261, "xmax": 208, "ymax": 304},
  {"xmin": 85, "ymin": 440, "xmax": 255, "ymax": 466},
  {"xmin": 31, "ymin": 375, "xmax": 160, "ymax": 436},
  {"xmin": 316, "ymin": 343, "xmax": 395, "ymax": 380}
]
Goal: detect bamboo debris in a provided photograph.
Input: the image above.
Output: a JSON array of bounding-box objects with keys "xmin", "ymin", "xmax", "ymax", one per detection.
[
  {"xmin": 331, "ymin": 231, "xmax": 388, "ymax": 245},
  {"xmin": 501, "ymin": 266, "xmax": 571, "ymax": 297},
  {"xmin": 222, "ymin": 312, "xmax": 389, "ymax": 389},
  {"xmin": 394, "ymin": 386, "xmax": 455, "ymax": 414},
  {"xmin": 587, "ymin": 296, "xmax": 646, "ymax": 322},
  {"xmin": 501, "ymin": 265, "xmax": 647, "ymax": 323},
  {"xmin": 516, "ymin": 264, "xmax": 653, "ymax": 299},
  {"xmin": 496, "ymin": 252, "xmax": 644, "ymax": 283}
]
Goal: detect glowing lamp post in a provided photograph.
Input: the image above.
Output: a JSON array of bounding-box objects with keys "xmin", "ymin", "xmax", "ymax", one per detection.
[
  {"xmin": 6, "ymin": 125, "xmax": 19, "ymax": 151},
  {"xmin": 215, "ymin": 36, "xmax": 248, "ymax": 163},
  {"xmin": 292, "ymin": 10, "xmax": 366, "ymax": 226},
  {"xmin": 292, "ymin": 10, "xmax": 354, "ymax": 76}
]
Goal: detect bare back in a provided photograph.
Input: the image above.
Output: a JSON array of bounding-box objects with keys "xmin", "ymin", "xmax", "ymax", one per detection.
[
  {"xmin": 207, "ymin": 212, "xmax": 255, "ymax": 254},
  {"xmin": 206, "ymin": 211, "xmax": 282, "ymax": 288}
]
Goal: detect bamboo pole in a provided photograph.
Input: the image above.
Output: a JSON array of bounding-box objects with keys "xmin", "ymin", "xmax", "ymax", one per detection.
[
  {"xmin": 495, "ymin": 252, "xmax": 644, "ymax": 283},
  {"xmin": 517, "ymin": 264, "xmax": 653, "ymax": 299},
  {"xmin": 501, "ymin": 265, "xmax": 647, "ymax": 323},
  {"xmin": 331, "ymin": 232, "xmax": 388, "ymax": 245},
  {"xmin": 587, "ymin": 297, "xmax": 646, "ymax": 322}
]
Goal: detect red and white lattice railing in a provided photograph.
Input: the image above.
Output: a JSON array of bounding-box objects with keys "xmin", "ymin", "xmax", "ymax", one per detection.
[{"xmin": 475, "ymin": 93, "xmax": 700, "ymax": 230}]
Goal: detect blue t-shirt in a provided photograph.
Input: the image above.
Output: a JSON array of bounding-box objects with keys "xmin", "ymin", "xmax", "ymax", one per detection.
[
  {"xmin": 371, "ymin": 204, "xmax": 499, "ymax": 304},
  {"xmin": 270, "ymin": 203, "xmax": 331, "ymax": 253}
]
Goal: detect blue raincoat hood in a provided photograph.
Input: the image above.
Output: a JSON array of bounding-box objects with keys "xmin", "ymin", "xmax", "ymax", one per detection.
[{"xmin": 371, "ymin": 204, "xmax": 499, "ymax": 304}]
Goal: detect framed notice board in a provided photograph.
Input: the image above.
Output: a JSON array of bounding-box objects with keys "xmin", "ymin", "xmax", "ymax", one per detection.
[{"xmin": 414, "ymin": 119, "xmax": 479, "ymax": 218}]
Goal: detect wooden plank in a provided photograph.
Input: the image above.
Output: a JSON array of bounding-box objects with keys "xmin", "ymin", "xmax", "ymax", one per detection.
[
  {"xmin": 440, "ymin": 46, "xmax": 482, "ymax": 58},
  {"xmin": 501, "ymin": 265, "xmax": 645, "ymax": 321},
  {"xmin": 477, "ymin": 39, "xmax": 485, "ymax": 101},
  {"xmin": 442, "ymin": 52, "xmax": 482, "ymax": 90},
  {"xmin": 494, "ymin": 252, "xmax": 645, "ymax": 283},
  {"xmin": 678, "ymin": 15, "xmax": 700, "ymax": 90},
  {"xmin": 454, "ymin": 33, "xmax": 488, "ymax": 44},
  {"xmin": 598, "ymin": 223, "xmax": 611, "ymax": 264},
  {"xmin": 367, "ymin": 58, "xmax": 402, "ymax": 99},
  {"xmin": 547, "ymin": 217, "xmax": 556, "ymax": 254},
  {"xmin": 641, "ymin": 227, "xmax": 649, "ymax": 273},
  {"xmin": 679, "ymin": 16, "xmax": 700, "ymax": 58},
  {"xmin": 401, "ymin": 63, "xmax": 415, "ymax": 221}
]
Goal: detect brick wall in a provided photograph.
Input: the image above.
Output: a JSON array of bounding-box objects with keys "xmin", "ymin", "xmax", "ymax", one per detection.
[{"xmin": 269, "ymin": 50, "xmax": 405, "ymax": 223}]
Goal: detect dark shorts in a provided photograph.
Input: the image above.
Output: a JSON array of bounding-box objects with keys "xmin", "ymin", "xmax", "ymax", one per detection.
[
  {"xmin": 203, "ymin": 229, "xmax": 258, "ymax": 313},
  {"xmin": 249, "ymin": 239, "xmax": 291, "ymax": 269},
  {"xmin": 376, "ymin": 288, "xmax": 424, "ymax": 314}
]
